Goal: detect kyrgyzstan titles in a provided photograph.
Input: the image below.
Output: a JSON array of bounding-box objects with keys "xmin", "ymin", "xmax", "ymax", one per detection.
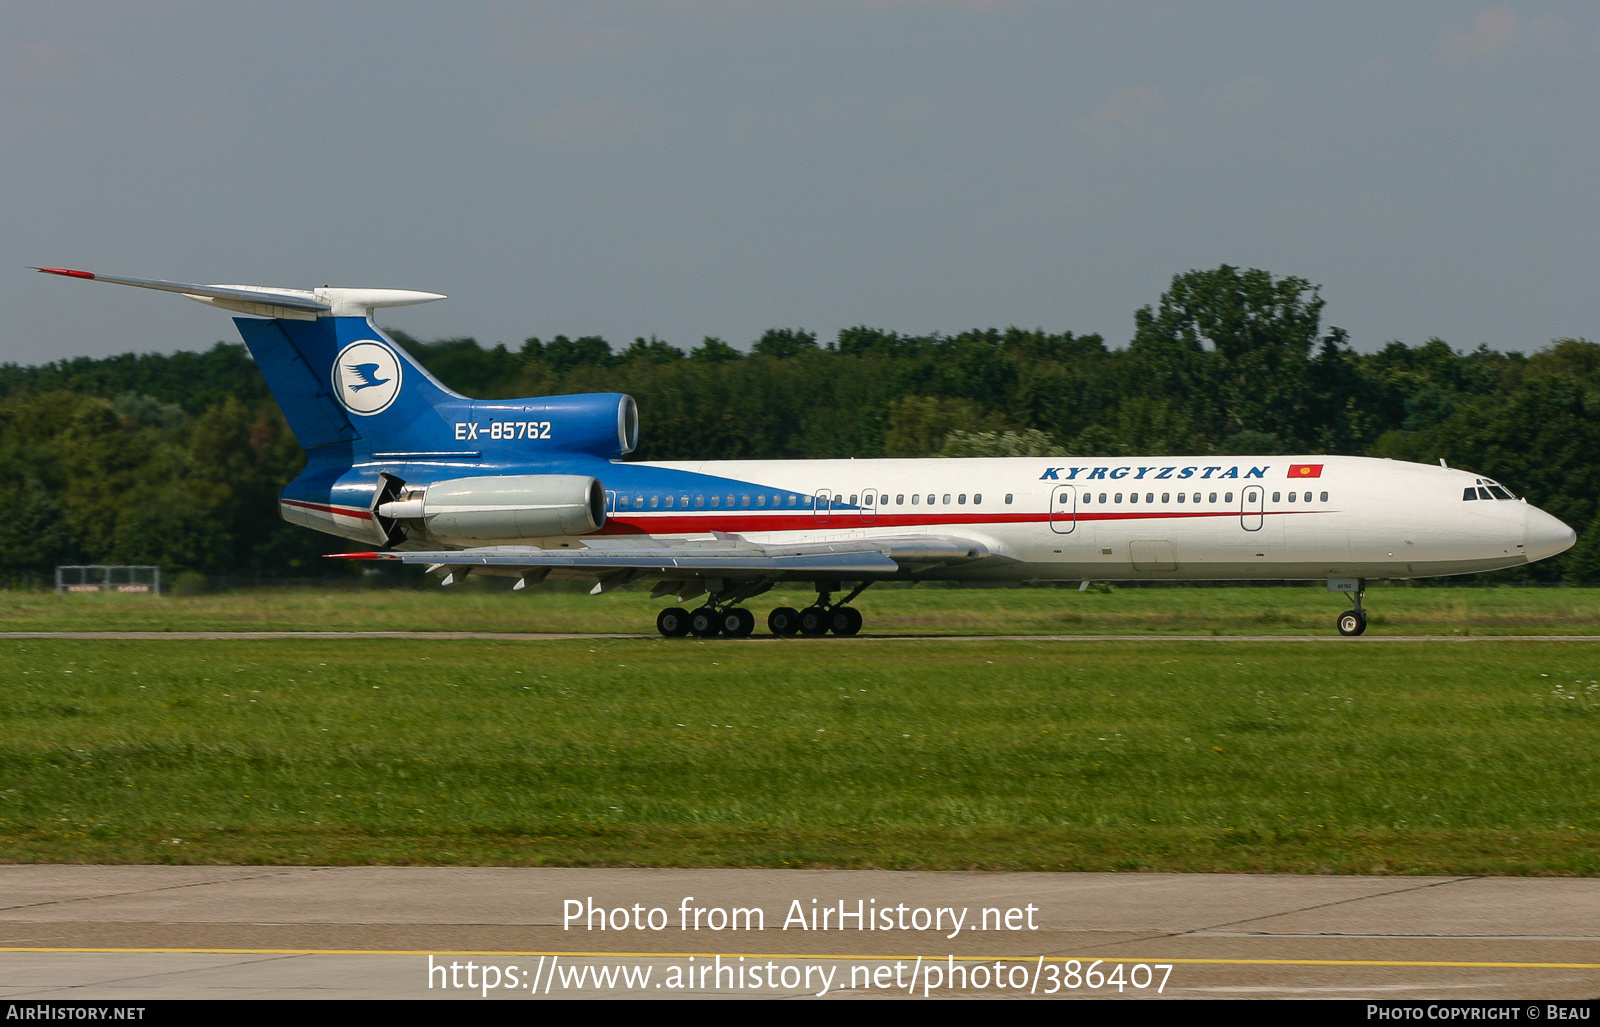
[{"xmin": 1039, "ymin": 465, "xmax": 1270, "ymax": 481}]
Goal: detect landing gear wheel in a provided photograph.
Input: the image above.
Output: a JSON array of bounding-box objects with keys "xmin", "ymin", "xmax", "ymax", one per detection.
[
  {"xmin": 719, "ymin": 608, "xmax": 756, "ymax": 638},
  {"xmin": 689, "ymin": 607, "xmax": 722, "ymax": 637},
  {"xmin": 1337, "ymin": 610, "xmax": 1367, "ymax": 636},
  {"xmin": 768, "ymin": 607, "xmax": 801, "ymax": 636},
  {"xmin": 828, "ymin": 606, "xmax": 863, "ymax": 636},
  {"xmin": 798, "ymin": 606, "xmax": 830, "ymax": 636},
  {"xmin": 656, "ymin": 607, "xmax": 690, "ymax": 637}
]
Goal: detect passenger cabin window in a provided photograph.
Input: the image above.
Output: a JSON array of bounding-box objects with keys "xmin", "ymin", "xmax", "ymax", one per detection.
[
  {"xmin": 757, "ymin": 495, "xmax": 766, "ymax": 507},
  {"xmin": 973, "ymin": 494, "xmax": 982, "ymax": 504},
  {"xmin": 1289, "ymin": 492, "xmax": 1296, "ymax": 502},
  {"xmin": 1099, "ymin": 493, "xmax": 1107, "ymax": 504},
  {"xmin": 911, "ymin": 494, "xmax": 919, "ymax": 505},
  {"xmin": 680, "ymin": 495, "xmax": 689, "ymax": 507},
  {"xmin": 958, "ymin": 494, "xmax": 967, "ymax": 505},
  {"xmin": 1177, "ymin": 493, "xmax": 1185, "ymax": 503},
  {"xmin": 741, "ymin": 496, "xmax": 750, "ymax": 507},
  {"xmin": 1272, "ymin": 492, "xmax": 1281, "ymax": 503},
  {"xmin": 710, "ymin": 495, "xmax": 720, "ymax": 507},
  {"xmin": 1225, "ymin": 492, "xmax": 1233, "ymax": 502},
  {"xmin": 1321, "ymin": 491, "xmax": 1329, "ymax": 502},
  {"xmin": 897, "ymin": 494, "xmax": 905, "ymax": 505},
  {"xmin": 1208, "ymin": 492, "xmax": 1217, "ymax": 503},
  {"xmin": 926, "ymin": 494, "xmax": 934, "ymax": 504},
  {"xmin": 942, "ymin": 494, "xmax": 951, "ymax": 504},
  {"xmin": 1005, "ymin": 494, "xmax": 1013, "ymax": 504},
  {"xmin": 619, "ymin": 495, "xmax": 630, "ymax": 509},
  {"xmin": 664, "ymin": 496, "xmax": 674, "ymax": 508},
  {"xmin": 1145, "ymin": 493, "xmax": 1154, "ymax": 503},
  {"xmin": 695, "ymin": 495, "xmax": 704, "ymax": 508},
  {"xmin": 1114, "ymin": 493, "xmax": 1123, "ymax": 503},
  {"xmin": 1129, "ymin": 492, "xmax": 1139, "ymax": 504}
]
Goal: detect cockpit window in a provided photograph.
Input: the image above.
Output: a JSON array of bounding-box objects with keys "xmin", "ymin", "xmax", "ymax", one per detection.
[{"xmin": 1465, "ymin": 481, "xmax": 1517, "ymax": 501}]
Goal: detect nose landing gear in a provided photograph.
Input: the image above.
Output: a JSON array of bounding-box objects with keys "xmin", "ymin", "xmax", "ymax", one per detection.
[
  {"xmin": 1336, "ymin": 609, "xmax": 1367, "ymax": 636},
  {"xmin": 1335, "ymin": 580, "xmax": 1368, "ymax": 636}
]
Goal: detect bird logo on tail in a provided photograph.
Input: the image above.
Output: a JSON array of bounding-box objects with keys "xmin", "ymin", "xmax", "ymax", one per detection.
[
  {"xmin": 344, "ymin": 363, "xmax": 391, "ymax": 393},
  {"xmin": 332, "ymin": 341, "xmax": 404, "ymax": 415}
]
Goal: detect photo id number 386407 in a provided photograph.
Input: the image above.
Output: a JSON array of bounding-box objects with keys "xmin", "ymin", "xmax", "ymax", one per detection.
[{"xmin": 1040, "ymin": 961, "xmax": 1172, "ymax": 994}]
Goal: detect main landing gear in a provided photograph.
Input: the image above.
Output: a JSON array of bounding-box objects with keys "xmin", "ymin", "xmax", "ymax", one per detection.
[
  {"xmin": 655, "ymin": 582, "xmax": 872, "ymax": 638},
  {"xmin": 1336, "ymin": 581, "xmax": 1368, "ymax": 636},
  {"xmin": 656, "ymin": 605, "xmax": 756, "ymax": 638}
]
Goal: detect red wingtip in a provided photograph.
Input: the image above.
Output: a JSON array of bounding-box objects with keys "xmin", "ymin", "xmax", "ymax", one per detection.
[
  {"xmin": 327, "ymin": 551, "xmax": 390, "ymax": 560},
  {"xmin": 32, "ymin": 267, "xmax": 96, "ymax": 279}
]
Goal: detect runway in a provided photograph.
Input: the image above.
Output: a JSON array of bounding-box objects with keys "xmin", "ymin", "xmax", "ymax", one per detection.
[
  {"xmin": 0, "ymin": 867, "xmax": 1595, "ymax": 999},
  {"xmin": 4, "ymin": 631, "xmax": 1599, "ymax": 642}
]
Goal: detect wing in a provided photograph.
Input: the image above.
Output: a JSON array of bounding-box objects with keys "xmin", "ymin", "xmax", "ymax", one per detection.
[{"xmin": 331, "ymin": 533, "xmax": 1004, "ymax": 593}]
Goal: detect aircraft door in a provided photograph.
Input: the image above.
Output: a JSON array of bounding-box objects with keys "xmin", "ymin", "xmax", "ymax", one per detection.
[
  {"xmin": 813, "ymin": 488, "xmax": 832, "ymax": 523},
  {"xmin": 1049, "ymin": 485, "xmax": 1077, "ymax": 534},
  {"xmin": 859, "ymin": 489, "xmax": 878, "ymax": 525},
  {"xmin": 1241, "ymin": 485, "xmax": 1264, "ymax": 531}
]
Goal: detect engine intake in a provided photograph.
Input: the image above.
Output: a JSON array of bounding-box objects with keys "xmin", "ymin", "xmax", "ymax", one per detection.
[{"xmin": 379, "ymin": 474, "xmax": 605, "ymax": 540}]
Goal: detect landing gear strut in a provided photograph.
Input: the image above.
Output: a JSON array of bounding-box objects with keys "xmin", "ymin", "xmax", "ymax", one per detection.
[
  {"xmin": 655, "ymin": 581, "xmax": 770, "ymax": 639},
  {"xmin": 795, "ymin": 582, "xmax": 871, "ymax": 637},
  {"xmin": 1336, "ymin": 581, "xmax": 1368, "ymax": 636},
  {"xmin": 653, "ymin": 581, "xmax": 873, "ymax": 638}
]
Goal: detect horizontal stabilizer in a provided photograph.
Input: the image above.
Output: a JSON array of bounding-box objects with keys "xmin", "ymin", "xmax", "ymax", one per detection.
[{"xmin": 32, "ymin": 267, "xmax": 443, "ymax": 319}]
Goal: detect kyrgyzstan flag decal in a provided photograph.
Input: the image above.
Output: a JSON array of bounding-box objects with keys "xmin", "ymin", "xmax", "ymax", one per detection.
[{"xmin": 1288, "ymin": 463, "xmax": 1323, "ymax": 478}]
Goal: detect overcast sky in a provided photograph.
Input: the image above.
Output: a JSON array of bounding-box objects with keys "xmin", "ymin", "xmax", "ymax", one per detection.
[{"xmin": 4, "ymin": 2, "xmax": 1596, "ymax": 364}]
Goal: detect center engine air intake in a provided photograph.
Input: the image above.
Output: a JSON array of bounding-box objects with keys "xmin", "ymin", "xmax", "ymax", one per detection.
[{"xmin": 378, "ymin": 475, "xmax": 606, "ymax": 540}]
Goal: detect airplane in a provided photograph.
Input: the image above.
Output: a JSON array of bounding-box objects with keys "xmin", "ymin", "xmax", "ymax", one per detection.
[{"xmin": 34, "ymin": 267, "xmax": 1577, "ymax": 637}]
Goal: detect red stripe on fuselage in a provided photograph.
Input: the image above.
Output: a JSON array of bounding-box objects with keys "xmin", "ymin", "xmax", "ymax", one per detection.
[
  {"xmin": 600, "ymin": 508, "xmax": 1322, "ymax": 534},
  {"xmin": 281, "ymin": 499, "xmax": 374, "ymax": 520}
]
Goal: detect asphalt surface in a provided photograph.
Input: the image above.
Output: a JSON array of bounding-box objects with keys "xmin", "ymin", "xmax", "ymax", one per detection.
[{"xmin": 0, "ymin": 867, "xmax": 1595, "ymax": 1000}]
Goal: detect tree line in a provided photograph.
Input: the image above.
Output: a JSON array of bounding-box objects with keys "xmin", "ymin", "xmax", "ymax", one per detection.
[{"xmin": 2, "ymin": 265, "xmax": 1597, "ymax": 581}]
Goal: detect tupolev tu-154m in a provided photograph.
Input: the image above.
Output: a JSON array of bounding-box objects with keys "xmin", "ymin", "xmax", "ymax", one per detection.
[{"xmin": 35, "ymin": 267, "xmax": 1576, "ymax": 637}]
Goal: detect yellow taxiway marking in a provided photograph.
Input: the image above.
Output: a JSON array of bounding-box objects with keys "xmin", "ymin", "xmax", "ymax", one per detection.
[{"xmin": 2, "ymin": 948, "xmax": 1597, "ymax": 969}]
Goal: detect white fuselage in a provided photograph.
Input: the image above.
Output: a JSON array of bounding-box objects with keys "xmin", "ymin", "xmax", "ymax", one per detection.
[{"xmin": 613, "ymin": 454, "xmax": 1573, "ymax": 582}]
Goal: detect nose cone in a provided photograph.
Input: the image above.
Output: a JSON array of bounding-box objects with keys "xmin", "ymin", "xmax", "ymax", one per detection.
[{"xmin": 1525, "ymin": 505, "xmax": 1577, "ymax": 563}]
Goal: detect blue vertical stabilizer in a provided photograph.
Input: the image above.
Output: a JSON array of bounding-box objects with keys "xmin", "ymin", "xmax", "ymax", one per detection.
[{"xmin": 233, "ymin": 317, "xmax": 359, "ymax": 449}]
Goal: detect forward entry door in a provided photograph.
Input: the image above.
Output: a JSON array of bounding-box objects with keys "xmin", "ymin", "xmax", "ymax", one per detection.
[
  {"xmin": 1049, "ymin": 485, "xmax": 1077, "ymax": 534},
  {"xmin": 1240, "ymin": 485, "xmax": 1264, "ymax": 531}
]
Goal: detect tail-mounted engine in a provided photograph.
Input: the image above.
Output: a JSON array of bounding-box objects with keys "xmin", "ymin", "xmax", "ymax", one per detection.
[{"xmin": 377, "ymin": 474, "xmax": 606, "ymax": 542}]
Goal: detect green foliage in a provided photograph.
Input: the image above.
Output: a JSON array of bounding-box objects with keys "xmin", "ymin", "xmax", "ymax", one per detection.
[
  {"xmin": 4, "ymin": 265, "xmax": 1596, "ymax": 579},
  {"xmin": 939, "ymin": 429, "xmax": 1066, "ymax": 458}
]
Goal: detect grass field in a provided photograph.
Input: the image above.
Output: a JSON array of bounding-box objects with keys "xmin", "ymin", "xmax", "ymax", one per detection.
[
  {"xmin": 2, "ymin": 635, "xmax": 1597, "ymax": 873},
  {"xmin": 5, "ymin": 580, "xmax": 1600, "ymax": 635}
]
